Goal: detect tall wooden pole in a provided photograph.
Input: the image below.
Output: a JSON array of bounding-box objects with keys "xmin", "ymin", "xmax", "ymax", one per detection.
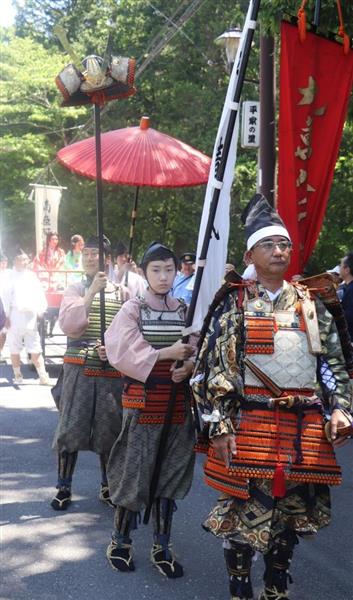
[
  {"xmin": 259, "ymin": 33, "xmax": 276, "ymax": 207},
  {"xmin": 94, "ymin": 103, "xmax": 106, "ymax": 341}
]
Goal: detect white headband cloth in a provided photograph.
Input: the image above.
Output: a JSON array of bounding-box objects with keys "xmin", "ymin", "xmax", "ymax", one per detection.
[{"xmin": 247, "ymin": 226, "xmax": 291, "ymax": 251}]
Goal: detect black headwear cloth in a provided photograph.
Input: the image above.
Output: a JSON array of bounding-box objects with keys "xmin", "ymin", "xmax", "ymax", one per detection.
[
  {"xmin": 140, "ymin": 242, "xmax": 177, "ymax": 274},
  {"xmin": 140, "ymin": 242, "xmax": 177, "ymax": 304},
  {"xmin": 114, "ymin": 240, "xmax": 128, "ymax": 258},
  {"xmin": 241, "ymin": 193, "xmax": 291, "ymax": 250},
  {"xmin": 179, "ymin": 252, "xmax": 196, "ymax": 265},
  {"xmin": 85, "ymin": 235, "xmax": 111, "ymax": 255}
]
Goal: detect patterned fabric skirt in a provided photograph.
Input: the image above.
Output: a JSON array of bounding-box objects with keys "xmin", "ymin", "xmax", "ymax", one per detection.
[
  {"xmin": 52, "ymin": 363, "xmax": 123, "ymax": 457},
  {"xmin": 203, "ymin": 479, "xmax": 331, "ymax": 553},
  {"xmin": 107, "ymin": 407, "xmax": 195, "ymax": 512}
]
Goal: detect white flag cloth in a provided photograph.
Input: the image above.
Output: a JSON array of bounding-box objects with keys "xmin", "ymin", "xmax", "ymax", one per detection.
[
  {"xmin": 33, "ymin": 184, "xmax": 63, "ymax": 254},
  {"xmin": 188, "ymin": 5, "xmax": 255, "ymax": 334}
]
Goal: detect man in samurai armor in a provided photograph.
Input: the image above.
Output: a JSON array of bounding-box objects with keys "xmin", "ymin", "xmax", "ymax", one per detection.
[
  {"xmin": 104, "ymin": 242, "xmax": 196, "ymax": 578},
  {"xmin": 51, "ymin": 236, "xmax": 128, "ymax": 511},
  {"xmin": 192, "ymin": 194, "xmax": 353, "ymax": 600}
]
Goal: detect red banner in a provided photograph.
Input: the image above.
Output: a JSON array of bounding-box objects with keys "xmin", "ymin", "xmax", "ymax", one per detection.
[{"xmin": 277, "ymin": 22, "xmax": 353, "ymax": 277}]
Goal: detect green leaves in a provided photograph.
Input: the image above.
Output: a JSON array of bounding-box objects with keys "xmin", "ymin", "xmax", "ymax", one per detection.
[{"xmin": 1, "ymin": 1, "xmax": 352, "ymax": 272}]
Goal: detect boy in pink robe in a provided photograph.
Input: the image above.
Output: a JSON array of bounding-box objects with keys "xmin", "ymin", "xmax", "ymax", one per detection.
[{"xmin": 105, "ymin": 242, "xmax": 196, "ymax": 579}]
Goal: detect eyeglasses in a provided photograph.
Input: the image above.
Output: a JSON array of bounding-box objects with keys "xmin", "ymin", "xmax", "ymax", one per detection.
[{"xmin": 254, "ymin": 240, "xmax": 292, "ymax": 252}]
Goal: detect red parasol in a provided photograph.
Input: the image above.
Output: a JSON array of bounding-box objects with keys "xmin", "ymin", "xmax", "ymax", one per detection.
[
  {"xmin": 57, "ymin": 116, "xmax": 211, "ymax": 187},
  {"xmin": 57, "ymin": 116, "xmax": 211, "ymax": 266}
]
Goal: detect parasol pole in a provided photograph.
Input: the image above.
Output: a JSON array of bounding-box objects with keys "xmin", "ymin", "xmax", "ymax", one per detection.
[
  {"xmin": 143, "ymin": 0, "xmax": 261, "ymax": 525},
  {"xmin": 313, "ymin": 0, "xmax": 321, "ymax": 30},
  {"xmin": 124, "ymin": 186, "xmax": 140, "ymax": 286},
  {"xmin": 125, "ymin": 117, "xmax": 149, "ymax": 286},
  {"xmin": 94, "ymin": 102, "xmax": 106, "ymax": 341}
]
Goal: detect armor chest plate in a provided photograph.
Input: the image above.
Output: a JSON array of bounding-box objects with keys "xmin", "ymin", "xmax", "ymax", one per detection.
[
  {"xmin": 140, "ymin": 303, "xmax": 185, "ymax": 349},
  {"xmin": 84, "ymin": 291, "xmax": 122, "ymax": 340},
  {"xmin": 244, "ymin": 309, "xmax": 317, "ymax": 391}
]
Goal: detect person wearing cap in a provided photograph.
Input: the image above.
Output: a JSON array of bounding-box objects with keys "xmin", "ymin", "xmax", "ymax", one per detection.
[
  {"xmin": 339, "ymin": 252, "xmax": 353, "ymax": 342},
  {"xmin": 192, "ymin": 194, "xmax": 352, "ymax": 600},
  {"xmin": 171, "ymin": 252, "xmax": 196, "ymax": 304},
  {"xmin": 327, "ymin": 264, "xmax": 340, "ymax": 278},
  {"xmin": 111, "ymin": 240, "xmax": 146, "ymax": 297},
  {"xmin": 1, "ymin": 248, "xmax": 50, "ymax": 384},
  {"xmin": 104, "ymin": 242, "xmax": 196, "ymax": 579},
  {"xmin": 50, "ymin": 235, "xmax": 129, "ymax": 511}
]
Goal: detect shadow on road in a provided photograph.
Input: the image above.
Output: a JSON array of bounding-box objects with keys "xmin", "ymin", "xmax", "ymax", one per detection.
[{"xmin": 1, "ymin": 386, "xmax": 353, "ymax": 600}]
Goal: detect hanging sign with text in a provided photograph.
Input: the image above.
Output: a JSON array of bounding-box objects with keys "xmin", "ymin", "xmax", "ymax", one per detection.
[{"xmin": 241, "ymin": 101, "xmax": 260, "ymax": 148}]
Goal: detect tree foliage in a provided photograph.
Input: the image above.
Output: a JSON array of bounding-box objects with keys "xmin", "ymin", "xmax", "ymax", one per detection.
[{"xmin": 1, "ymin": 0, "xmax": 352, "ymax": 271}]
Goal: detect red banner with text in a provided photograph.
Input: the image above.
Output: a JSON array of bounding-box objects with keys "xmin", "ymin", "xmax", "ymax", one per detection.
[{"xmin": 277, "ymin": 21, "xmax": 353, "ymax": 277}]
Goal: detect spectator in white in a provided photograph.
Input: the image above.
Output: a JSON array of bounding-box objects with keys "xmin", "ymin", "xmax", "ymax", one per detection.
[
  {"xmin": 112, "ymin": 241, "xmax": 146, "ymax": 297},
  {"xmin": 242, "ymin": 264, "xmax": 257, "ymax": 280},
  {"xmin": 0, "ymin": 297, "xmax": 5, "ymax": 335},
  {"xmin": 2, "ymin": 248, "xmax": 50, "ymax": 385},
  {"xmin": 225, "ymin": 263, "xmax": 236, "ymax": 275},
  {"xmin": 327, "ymin": 265, "xmax": 344, "ymax": 301},
  {"xmin": 0, "ymin": 251, "xmax": 10, "ymax": 362},
  {"xmin": 0, "ymin": 250, "xmax": 10, "ymax": 285}
]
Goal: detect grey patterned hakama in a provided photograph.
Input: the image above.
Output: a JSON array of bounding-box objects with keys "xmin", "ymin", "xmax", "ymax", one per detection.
[
  {"xmin": 107, "ymin": 407, "xmax": 195, "ymax": 512},
  {"xmin": 53, "ymin": 363, "xmax": 123, "ymax": 458}
]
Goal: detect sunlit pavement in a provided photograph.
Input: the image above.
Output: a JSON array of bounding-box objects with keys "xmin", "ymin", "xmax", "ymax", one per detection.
[{"xmin": 1, "ymin": 359, "xmax": 352, "ymax": 599}]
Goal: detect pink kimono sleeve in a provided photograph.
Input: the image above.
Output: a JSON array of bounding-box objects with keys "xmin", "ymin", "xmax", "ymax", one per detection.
[
  {"xmin": 58, "ymin": 283, "xmax": 89, "ymax": 337},
  {"xmin": 105, "ymin": 299, "xmax": 159, "ymax": 383}
]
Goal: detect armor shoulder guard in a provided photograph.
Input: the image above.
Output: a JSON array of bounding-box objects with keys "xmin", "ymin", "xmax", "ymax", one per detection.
[
  {"xmin": 300, "ymin": 273, "xmax": 353, "ymax": 375},
  {"xmin": 197, "ymin": 270, "xmax": 246, "ymax": 351}
]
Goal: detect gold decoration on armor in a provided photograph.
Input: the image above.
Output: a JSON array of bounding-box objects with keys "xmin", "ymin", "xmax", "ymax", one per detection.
[{"xmin": 300, "ymin": 293, "xmax": 322, "ymax": 354}]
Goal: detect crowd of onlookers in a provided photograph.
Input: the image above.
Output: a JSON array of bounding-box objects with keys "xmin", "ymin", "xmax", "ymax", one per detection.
[{"xmin": 0, "ymin": 233, "xmax": 199, "ymax": 381}]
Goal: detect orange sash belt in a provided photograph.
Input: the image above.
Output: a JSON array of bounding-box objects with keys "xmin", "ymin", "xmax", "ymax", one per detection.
[
  {"xmin": 122, "ymin": 361, "xmax": 187, "ymax": 425},
  {"xmin": 204, "ymin": 407, "xmax": 341, "ymax": 500},
  {"xmin": 63, "ymin": 355, "xmax": 121, "ymax": 377}
]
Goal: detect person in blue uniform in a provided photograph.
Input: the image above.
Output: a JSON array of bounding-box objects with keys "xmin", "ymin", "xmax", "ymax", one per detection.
[
  {"xmin": 171, "ymin": 252, "xmax": 196, "ymax": 304},
  {"xmin": 339, "ymin": 252, "xmax": 353, "ymax": 342}
]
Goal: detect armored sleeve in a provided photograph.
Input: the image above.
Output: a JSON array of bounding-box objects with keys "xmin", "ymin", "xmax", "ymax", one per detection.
[
  {"xmin": 316, "ymin": 297, "xmax": 352, "ymax": 413},
  {"xmin": 192, "ymin": 291, "xmax": 244, "ymax": 437}
]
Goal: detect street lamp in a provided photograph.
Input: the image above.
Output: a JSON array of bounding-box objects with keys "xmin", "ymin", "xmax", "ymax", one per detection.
[
  {"xmin": 214, "ymin": 27, "xmax": 242, "ymax": 70},
  {"xmin": 214, "ymin": 28, "xmax": 259, "ymax": 83}
]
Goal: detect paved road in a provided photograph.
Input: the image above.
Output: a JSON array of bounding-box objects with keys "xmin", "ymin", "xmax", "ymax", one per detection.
[{"xmin": 1, "ymin": 363, "xmax": 352, "ymax": 600}]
